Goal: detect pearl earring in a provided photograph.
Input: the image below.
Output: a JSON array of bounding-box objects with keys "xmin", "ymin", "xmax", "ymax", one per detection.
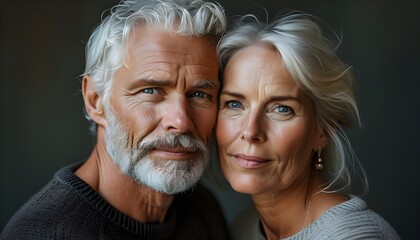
[{"xmin": 315, "ymin": 150, "xmax": 324, "ymax": 171}]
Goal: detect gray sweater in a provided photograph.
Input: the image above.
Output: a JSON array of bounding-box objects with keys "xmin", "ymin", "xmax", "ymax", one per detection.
[
  {"xmin": 231, "ymin": 196, "xmax": 400, "ymax": 240},
  {"xmin": 1, "ymin": 163, "xmax": 229, "ymax": 240}
]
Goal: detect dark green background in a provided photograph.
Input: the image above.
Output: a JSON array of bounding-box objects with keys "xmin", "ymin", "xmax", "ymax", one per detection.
[{"xmin": 1, "ymin": 0, "xmax": 419, "ymax": 238}]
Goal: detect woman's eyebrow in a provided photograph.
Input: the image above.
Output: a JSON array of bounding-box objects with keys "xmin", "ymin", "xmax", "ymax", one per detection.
[
  {"xmin": 221, "ymin": 91, "xmax": 300, "ymax": 102},
  {"xmin": 220, "ymin": 90, "xmax": 245, "ymax": 99},
  {"xmin": 267, "ymin": 95, "xmax": 301, "ymax": 103}
]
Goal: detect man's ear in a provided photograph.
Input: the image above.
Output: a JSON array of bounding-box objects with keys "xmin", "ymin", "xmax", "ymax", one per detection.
[{"xmin": 82, "ymin": 75, "xmax": 107, "ymax": 128}]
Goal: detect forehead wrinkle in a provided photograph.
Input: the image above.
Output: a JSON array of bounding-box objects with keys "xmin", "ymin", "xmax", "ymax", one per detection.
[
  {"xmin": 257, "ymin": 74, "xmax": 265, "ymax": 101},
  {"xmin": 263, "ymin": 81, "xmax": 300, "ymax": 100},
  {"xmin": 128, "ymin": 64, "xmax": 172, "ymax": 85},
  {"xmin": 255, "ymin": 68, "xmax": 275, "ymax": 102},
  {"xmin": 174, "ymin": 65, "xmax": 186, "ymax": 92}
]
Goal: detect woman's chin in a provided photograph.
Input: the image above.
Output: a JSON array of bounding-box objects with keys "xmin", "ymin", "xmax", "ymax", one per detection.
[
  {"xmin": 231, "ymin": 184, "xmax": 259, "ymax": 195},
  {"xmin": 227, "ymin": 174, "xmax": 266, "ymax": 195}
]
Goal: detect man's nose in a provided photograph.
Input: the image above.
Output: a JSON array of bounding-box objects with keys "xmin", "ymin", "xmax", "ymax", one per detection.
[{"xmin": 161, "ymin": 95, "xmax": 193, "ymax": 133}]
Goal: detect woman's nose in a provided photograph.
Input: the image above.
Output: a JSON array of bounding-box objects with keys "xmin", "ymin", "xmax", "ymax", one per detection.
[{"xmin": 241, "ymin": 110, "xmax": 266, "ymax": 143}]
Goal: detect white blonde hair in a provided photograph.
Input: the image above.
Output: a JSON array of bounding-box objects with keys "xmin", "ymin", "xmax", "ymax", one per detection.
[
  {"xmin": 217, "ymin": 11, "xmax": 367, "ymax": 194},
  {"xmin": 82, "ymin": 0, "xmax": 226, "ymax": 133}
]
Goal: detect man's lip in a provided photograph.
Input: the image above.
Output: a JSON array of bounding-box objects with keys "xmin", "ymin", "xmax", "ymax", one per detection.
[
  {"xmin": 233, "ymin": 154, "xmax": 271, "ymax": 168},
  {"xmin": 149, "ymin": 148, "xmax": 196, "ymax": 160},
  {"xmin": 153, "ymin": 147, "xmax": 195, "ymax": 153}
]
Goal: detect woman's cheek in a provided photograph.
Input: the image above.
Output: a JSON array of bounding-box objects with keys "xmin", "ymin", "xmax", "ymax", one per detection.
[{"xmin": 216, "ymin": 115, "xmax": 240, "ymax": 147}]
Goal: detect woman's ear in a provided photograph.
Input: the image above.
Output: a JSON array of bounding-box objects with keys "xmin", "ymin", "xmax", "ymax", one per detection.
[
  {"xmin": 82, "ymin": 75, "xmax": 108, "ymax": 128},
  {"xmin": 313, "ymin": 132, "xmax": 328, "ymax": 151}
]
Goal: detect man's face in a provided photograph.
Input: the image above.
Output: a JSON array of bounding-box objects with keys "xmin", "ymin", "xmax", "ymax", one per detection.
[{"xmin": 104, "ymin": 25, "xmax": 219, "ymax": 194}]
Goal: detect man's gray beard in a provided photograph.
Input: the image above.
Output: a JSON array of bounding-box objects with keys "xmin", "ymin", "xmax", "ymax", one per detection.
[{"xmin": 104, "ymin": 107, "xmax": 209, "ymax": 194}]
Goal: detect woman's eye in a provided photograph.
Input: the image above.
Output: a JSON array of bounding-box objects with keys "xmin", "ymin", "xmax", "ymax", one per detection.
[
  {"xmin": 226, "ymin": 101, "xmax": 243, "ymax": 109},
  {"xmin": 141, "ymin": 88, "xmax": 158, "ymax": 94},
  {"xmin": 274, "ymin": 105, "xmax": 293, "ymax": 114}
]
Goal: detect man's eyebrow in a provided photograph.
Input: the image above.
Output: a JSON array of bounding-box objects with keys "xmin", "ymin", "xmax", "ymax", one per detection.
[
  {"xmin": 134, "ymin": 79, "xmax": 219, "ymax": 89},
  {"xmin": 193, "ymin": 79, "xmax": 220, "ymax": 89},
  {"xmin": 138, "ymin": 79, "xmax": 172, "ymax": 86}
]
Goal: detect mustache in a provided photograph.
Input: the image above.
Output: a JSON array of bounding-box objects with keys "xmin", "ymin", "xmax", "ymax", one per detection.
[{"xmin": 136, "ymin": 133, "xmax": 208, "ymax": 158}]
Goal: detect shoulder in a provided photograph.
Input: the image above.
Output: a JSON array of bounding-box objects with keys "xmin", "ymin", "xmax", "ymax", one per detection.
[
  {"xmin": 311, "ymin": 196, "xmax": 400, "ymax": 240},
  {"xmin": 1, "ymin": 164, "xmax": 96, "ymax": 239},
  {"xmin": 230, "ymin": 205, "xmax": 263, "ymax": 240},
  {"xmin": 173, "ymin": 184, "xmax": 229, "ymax": 240}
]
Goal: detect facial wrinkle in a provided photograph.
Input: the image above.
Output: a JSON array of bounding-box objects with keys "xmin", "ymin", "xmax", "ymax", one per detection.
[
  {"xmin": 256, "ymin": 71, "xmax": 268, "ymax": 102},
  {"xmin": 175, "ymin": 65, "xmax": 187, "ymax": 92}
]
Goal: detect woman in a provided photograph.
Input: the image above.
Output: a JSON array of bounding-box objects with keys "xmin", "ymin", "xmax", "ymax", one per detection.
[{"xmin": 216, "ymin": 12, "xmax": 400, "ymax": 239}]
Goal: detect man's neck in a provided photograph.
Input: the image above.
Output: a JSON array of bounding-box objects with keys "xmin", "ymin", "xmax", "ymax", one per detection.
[{"xmin": 75, "ymin": 129, "xmax": 174, "ymax": 223}]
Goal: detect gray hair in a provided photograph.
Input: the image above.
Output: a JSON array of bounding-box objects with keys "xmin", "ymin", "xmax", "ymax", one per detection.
[
  {"xmin": 217, "ymin": 12, "xmax": 367, "ymax": 194},
  {"xmin": 82, "ymin": 0, "xmax": 226, "ymax": 133}
]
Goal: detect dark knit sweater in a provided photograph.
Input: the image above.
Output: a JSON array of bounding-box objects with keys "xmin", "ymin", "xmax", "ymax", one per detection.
[{"xmin": 1, "ymin": 163, "xmax": 229, "ymax": 240}]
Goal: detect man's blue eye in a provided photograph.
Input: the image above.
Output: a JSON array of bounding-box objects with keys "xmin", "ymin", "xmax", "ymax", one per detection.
[
  {"xmin": 190, "ymin": 92, "xmax": 208, "ymax": 98},
  {"xmin": 142, "ymin": 88, "xmax": 157, "ymax": 94},
  {"xmin": 227, "ymin": 101, "xmax": 242, "ymax": 109}
]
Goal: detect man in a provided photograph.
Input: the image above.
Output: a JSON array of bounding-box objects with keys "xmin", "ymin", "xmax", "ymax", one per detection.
[{"xmin": 1, "ymin": 0, "xmax": 228, "ymax": 239}]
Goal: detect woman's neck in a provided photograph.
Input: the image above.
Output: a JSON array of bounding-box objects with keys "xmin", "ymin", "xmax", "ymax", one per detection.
[
  {"xmin": 252, "ymin": 177, "xmax": 347, "ymax": 240},
  {"xmin": 252, "ymin": 180, "xmax": 312, "ymax": 239}
]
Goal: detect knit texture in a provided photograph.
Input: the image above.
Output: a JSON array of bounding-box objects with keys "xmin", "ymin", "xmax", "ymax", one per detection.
[
  {"xmin": 1, "ymin": 163, "xmax": 229, "ymax": 240},
  {"xmin": 231, "ymin": 196, "xmax": 400, "ymax": 240}
]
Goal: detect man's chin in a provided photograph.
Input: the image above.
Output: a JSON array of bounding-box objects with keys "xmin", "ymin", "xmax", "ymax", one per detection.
[
  {"xmin": 131, "ymin": 167, "xmax": 204, "ymax": 195},
  {"xmin": 153, "ymin": 182, "xmax": 198, "ymax": 195}
]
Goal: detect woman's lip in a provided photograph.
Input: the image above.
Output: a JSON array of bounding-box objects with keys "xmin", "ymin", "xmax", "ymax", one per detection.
[{"xmin": 233, "ymin": 154, "xmax": 271, "ymax": 168}]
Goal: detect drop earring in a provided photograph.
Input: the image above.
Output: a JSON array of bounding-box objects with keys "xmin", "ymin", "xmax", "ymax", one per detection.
[{"xmin": 315, "ymin": 149, "xmax": 324, "ymax": 171}]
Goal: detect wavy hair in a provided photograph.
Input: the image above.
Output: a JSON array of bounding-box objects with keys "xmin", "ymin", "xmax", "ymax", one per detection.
[
  {"xmin": 82, "ymin": 0, "xmax": 226, "ymax": 133},
  {"xmin": 217, "ymin": 11, "xmax": 367, "ymax": 194}
]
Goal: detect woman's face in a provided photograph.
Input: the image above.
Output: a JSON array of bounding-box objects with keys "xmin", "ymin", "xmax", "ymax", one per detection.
[{"xmin": 217, "ymin": 44, "xmax": 323, "ymax": 195}]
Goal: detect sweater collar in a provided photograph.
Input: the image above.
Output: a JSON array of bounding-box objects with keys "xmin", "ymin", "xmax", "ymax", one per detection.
[{"xmin": 55, "ymin": 162, "xmax": 177, "ymax": 239}]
